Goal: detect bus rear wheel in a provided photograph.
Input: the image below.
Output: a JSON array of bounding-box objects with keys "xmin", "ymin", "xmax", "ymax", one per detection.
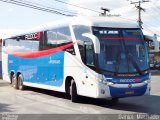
[
  {"xmin": 11, "ymin": 75, "xmax": 18, "ymax": 89},
  {"xmin": 70, "ymin": 80, "xmax": 79, "ymax": 103},
  {"xmin": 18, "ymin": 74, "xmax": 25, "ymax": 90}
]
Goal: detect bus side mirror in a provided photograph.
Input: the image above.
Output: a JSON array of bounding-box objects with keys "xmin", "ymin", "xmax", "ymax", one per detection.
[{"xmin": 82, "ymin": 33, "xmax": 100, "ymax": 54}]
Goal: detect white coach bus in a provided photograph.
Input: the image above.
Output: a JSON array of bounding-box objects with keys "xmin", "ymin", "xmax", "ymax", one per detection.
[{"xmin": 2, "ymin": 16, "xmax": 150, "ymax": 102}]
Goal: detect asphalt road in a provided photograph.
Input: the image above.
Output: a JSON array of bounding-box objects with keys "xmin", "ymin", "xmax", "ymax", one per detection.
[{"xmin": 0, "ymin": 71, "xmax": 160, "ymax": 116}]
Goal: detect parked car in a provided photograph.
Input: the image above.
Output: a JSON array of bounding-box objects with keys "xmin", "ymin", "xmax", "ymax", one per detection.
[
  {"xmin": 150, "ymin": 63, "xmax": 155, "ymax": 69},
  {"xmin": 150, "ymin": 61, "xmax": 157, "ymax": 69},
  {"xmin": 154, "ymin": 62, "xmax": 160, "ymax": 70}
]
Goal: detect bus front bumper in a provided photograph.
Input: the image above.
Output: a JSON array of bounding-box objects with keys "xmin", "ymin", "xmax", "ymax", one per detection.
[{"xmin": 97, "ymin": 80, "xmax": 151, "ymax": 99}]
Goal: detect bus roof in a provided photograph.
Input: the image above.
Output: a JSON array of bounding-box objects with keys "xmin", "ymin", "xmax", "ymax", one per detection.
[
  {"xmin": 5, "ymin": 16, "xmax": 140, "ymax": 39},
  {"xmin": 33, "ymin": 16, "xmax": 140, "ymax": 30},
  {"xmin": 71, "ymin": 16, "xmax": 139, "ymax": 28}
]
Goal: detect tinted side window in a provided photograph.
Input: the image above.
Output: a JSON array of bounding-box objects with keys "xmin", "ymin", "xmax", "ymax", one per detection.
[
  {"xmin": 73, "ymin": 25, "xmax": 91, "ymax": 62},
  {"xmin": 47, "ymin": 29, "xmax": 57, "ymax": 48},
  {"xmin": 46, "ymin": 27, "xmax": 75, "ymax": 55},
  {"xmin": 4, "ymin": 32, "xmax": 41, "ymax": 53},
  {"xmin": 57, "ymin": 27, "xmax": 72, "ymax": 46},
  {"xmin": 86, "ymin": 44, "xmax": 95, "ymax": 67}
]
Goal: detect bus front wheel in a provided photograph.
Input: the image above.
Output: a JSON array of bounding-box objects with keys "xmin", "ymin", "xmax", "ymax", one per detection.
[
  {"xmin": 11, "ymin": 75, "xmax": 18, "ymax": 90},
  {"xmin": 70, "ymin": 80, "xmax": 79, "ymax": 103}
]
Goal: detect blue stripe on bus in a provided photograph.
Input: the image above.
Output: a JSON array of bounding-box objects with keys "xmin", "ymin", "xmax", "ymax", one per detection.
[{"xmin": 8, "ymin": 51, "xmax": 65, "ymax": 87}]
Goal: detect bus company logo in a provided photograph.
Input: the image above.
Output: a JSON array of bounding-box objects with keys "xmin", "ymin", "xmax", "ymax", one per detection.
[
  {"xmin": 135, "ymin": 78, "xmax": 140, "ymax": 83},
  {"xmin": 37, "ymin": 32, "xmax": 41, "ymax": 40},
  {"xmin": 25, "ymin": 32, "xmax": 41, "ymax": 40},
  {"xmin": 119, "ymin": 78, "xmax": 140, "ymax": 83}
]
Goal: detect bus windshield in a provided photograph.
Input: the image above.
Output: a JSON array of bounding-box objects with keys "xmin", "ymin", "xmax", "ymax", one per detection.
[{"xmin": 93, "ymin": 27, "xmax": 149, "ymax": 74}]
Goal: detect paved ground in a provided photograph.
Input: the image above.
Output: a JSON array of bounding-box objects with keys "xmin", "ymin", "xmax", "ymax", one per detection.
[{"xmin": 0, "ymin": 71, "xmax": 160, "ymax": 115}]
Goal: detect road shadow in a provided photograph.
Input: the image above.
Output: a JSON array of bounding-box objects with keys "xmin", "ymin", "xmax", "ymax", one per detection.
[
  {"xmin": 110, "ymin": 95, "xmax": 160, "ymax": 114},
  {"xmin": 25, "ymin": 86, "xmax": 160, "ymax": 114},
  {"xmin": 78, "ymin": 95, "xmax": 160, "ymax": 114},
  {"xmin": 0, "ymin": 103, "xmax": 12, "ymax": 112},
  {"xmin": 26, "ymin": 86, "xmax": 70, "ymax": 100}
]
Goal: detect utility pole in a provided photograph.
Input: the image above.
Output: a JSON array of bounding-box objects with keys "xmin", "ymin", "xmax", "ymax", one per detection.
[{"xmin": 131, "ymin": 0, "xmax": 149, "ymax": 28}]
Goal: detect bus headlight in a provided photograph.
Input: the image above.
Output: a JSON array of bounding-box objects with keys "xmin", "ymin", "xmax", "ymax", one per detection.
[
  {"xmin": 98, "ymin": 75, "xmax": 114, "ymax": 85},
  {"xmin": 98, "ymin": 75, "xmax": 106, "ymax": 83},
  {"xmin": 106, "ymin": 82, "xmax": 114, "ymax": 85},
  {"xmin": 144, "ymin": 80, "xmax": 150, "ymax": 84},
  {"xmin": 99, "ymin": 79, "xmax": 107, "ymax": 84}
]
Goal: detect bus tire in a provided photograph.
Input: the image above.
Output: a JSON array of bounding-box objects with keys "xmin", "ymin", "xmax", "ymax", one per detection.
[
  {"xmin": 12, "ymin": 75, "xmax": 18, "ymax": 89},
  {"xmin": 70, "ymin": 80, "xmax": 79, "ymax": 103},
  {"xmin": 18, "ymin": 74, "xmax": 25, "ymax": 90}
]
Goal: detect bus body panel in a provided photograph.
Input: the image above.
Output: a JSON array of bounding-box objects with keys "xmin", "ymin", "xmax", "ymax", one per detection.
[
  {"xmin": 8, "ymin": 51, "xmax": 64, "ymax": 87},
  {"xmin": 63, "ymin": 52, "xmax": 100, "ymax": 98}
]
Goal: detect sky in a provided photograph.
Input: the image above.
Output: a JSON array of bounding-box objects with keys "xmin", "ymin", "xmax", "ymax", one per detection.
[{"xmin": 0, "ymin": 0, "xmax": 160, "ymax": 40}]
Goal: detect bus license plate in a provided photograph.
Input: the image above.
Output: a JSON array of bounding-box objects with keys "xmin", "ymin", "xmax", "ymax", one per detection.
[{"xmin": 125, "ymin": 91, "xmax": 134, "ymax": 95}]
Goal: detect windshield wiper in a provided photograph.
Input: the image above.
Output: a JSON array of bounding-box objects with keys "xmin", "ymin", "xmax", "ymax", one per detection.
[
  {"xmin": 128, "ymin": 54, "xmax": 143, "ymax": 75},
  {"xmin": 115, "ymin": 52, "xmax": 121, "ymax": 76},
  {"xmin": 122, "ymin": 36, "xmax": 142, "ymax": 75}
]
